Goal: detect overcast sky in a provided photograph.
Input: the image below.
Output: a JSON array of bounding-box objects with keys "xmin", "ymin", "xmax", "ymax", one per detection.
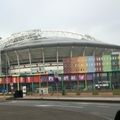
[{"xmin": 0, "ymin": 0, "xmax": 120, "ymax": 45}]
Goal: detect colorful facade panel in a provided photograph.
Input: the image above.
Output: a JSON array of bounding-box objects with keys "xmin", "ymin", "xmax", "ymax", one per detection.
[
  {"xmin": 34, "ymin": 75, "xmax": 40, "ymax": 83},
  {"xmin": 19, "ymin": 77, "xmax": 25, "ymax": 83},
  {"xmin": 77, "ymin": 57, "xmax": 87, "ymax": 73},
  {"xmin": 26, "ymin": 76, "xmax": 33, "ymax": 83},
  {"xmin": 63, "ymin": 57, "xmax": 88, "ymax": 73},
  {"xmin": 102, "ymin": 55, "xmax": 111, "ymax": 72},
  {"xmin": 63, "ymin": 58, "xmax": 72, "ymax": 74},
  {"xmin": 86, "ymin": 74, "xmax": 93, "ymax": 80},
  {"xmin": 63, "ymin": 54, "xmax": 120, "ymax": 74},
  {"xmin": 111, "ymin": 54, "xmax": 119, "ymax": 71},
  {"xmin": 119, "ymin": 54, "xmax": 120, "ymax": 69},
  {"xmin": 87, "ymin": 56, "xmax": 95, "ymax": 73},
  {"xmin": 95, "ymin": 56, "xmax": 103, "ymax": 72}
]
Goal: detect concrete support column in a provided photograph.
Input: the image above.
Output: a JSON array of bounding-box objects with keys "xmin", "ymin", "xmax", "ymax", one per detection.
[
  {"xmin": 56, "ymin": 47, "xmax": 59, "ymax": 74},
  {"xmin": 5, "ymin": 53, "xmax": 10, "ymax": 75},
  {"xmin": 42, "ymin": 48, "xmax": 45, "ymax": 67},
  {"xmin": 5, "ymin": 53, "xmax": 11, "ymax": 92},
  {"xmin": 14, "ymin": 51, "xmax": 20, "ymax": 90},
  {"xmin": 84, "ymin": 73, "xmax": 87, "ymax": 90},
  {"xmin": 28, "ymin": 49, "xmax": 34, "ymax": 92},
  {"xmin": 42, "ymin": 48, "xmax": 48, "ymax": 87},
  {"xmin": 70, "ymin": 46, "xmax": 73, "ymax": 58},
  {"xmin": 83, "ymin": 46, "xmax": 87, "ymax": 56},
  {"xmin": 28, "ymin": 49, "xmax": 32, "ymax": 74},
  {"xmin": 93, "ymin": 47, "xmax": 97, "ymax": 56}
]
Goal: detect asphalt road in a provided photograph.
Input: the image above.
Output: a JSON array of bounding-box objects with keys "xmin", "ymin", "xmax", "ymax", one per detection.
[{"xmin": 0, "ymin": 100, "xmax": 120, "ymax": 120}]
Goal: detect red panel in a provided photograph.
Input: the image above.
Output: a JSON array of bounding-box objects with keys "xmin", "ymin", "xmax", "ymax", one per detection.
[
  {"xmin": 12, "ymin": 76, "xmax": 18, "ymax": 83},
  {"xmin": 5, "ymin": 77, "xmax": 12, "ymax": 84},
  {"xmin": 34, "ymin": 75, "xmax": 40, "ymax": 83},
  {"xmin": 26, "ymin": 77, "xmax": 33, "ymax": 83},
  {"xmin": 19, "ymin": 77, "xmax": 25, "ymax": 83},
  {"xmin": 0, "ymin": 78, "xmax": 3, "ymax": 84}
]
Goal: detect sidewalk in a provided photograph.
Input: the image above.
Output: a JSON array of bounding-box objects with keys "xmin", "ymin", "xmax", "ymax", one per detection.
[
  {"xmin": 0, "ymin": 95, "xmax": 12, "ymax": 101},
  {"xmin": 16, "ymin": 95, "xmax": 120, "ymax": 103}
]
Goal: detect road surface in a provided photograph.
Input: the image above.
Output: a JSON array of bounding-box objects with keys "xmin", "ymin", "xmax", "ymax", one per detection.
[{"xmin": 0, "ymin": 100, "xmax": 119, "ymax": 120}]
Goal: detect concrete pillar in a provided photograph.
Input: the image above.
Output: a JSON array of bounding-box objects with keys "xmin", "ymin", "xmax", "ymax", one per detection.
[
  {"xmin": 28, "ymin": 49, "xmax": 32, "ymax": 74},
  {"xmin": 14, "ymin": 51, "xmax": 20, "ymax": 90},
  {"xmin": 70, "ymin": 46, "xmax": 73, "ymax": 58},
  {"xmin": 83, "ymin": 46, "xmax": 87, "ymax": 56},
  {"xmin": 56, "ymin": 47, "xmax": 59, "ymax": 74},
  {"xmin": 5, "ymin": 53, "xmax": 10, "ymax": 75},
  {"xmin": 28, "ymin": 49, "xmax": 34, "ymax": 92}
]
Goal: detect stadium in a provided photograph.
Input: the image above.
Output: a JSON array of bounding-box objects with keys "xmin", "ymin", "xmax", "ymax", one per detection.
[{"xmin": 0, "ymin": 29, "xmax": 120, "ymax": 94}]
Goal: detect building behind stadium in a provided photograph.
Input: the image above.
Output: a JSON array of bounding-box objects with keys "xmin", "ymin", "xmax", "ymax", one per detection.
[{"xmin": 0, "ymin": 29, "xmax": 120, "ymax": 93}]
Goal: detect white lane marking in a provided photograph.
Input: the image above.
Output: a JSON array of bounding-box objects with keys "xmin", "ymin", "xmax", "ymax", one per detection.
[
  {"xmin": 96, "ymin": 105, "xmax": 110, "ymax": 108},
  {"xmin": 36, "ymin": 105, "xmax": 53, "ymax": 107},
  {"xmin": 76, "ymin": 102, "xmax": 111, "ymax": 108},
  {"xmin": 76, "ymin": 102, "xmax": 120, "ymax": 108},
  {"xmin": 77, "ymin": 102, "xmax": 93, "ymax": 105},
  {"xmin": 35, "ymin": 104, "xmax": 83, "ymax": 109}
]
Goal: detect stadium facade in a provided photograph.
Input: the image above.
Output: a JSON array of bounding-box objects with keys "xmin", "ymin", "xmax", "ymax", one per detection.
[{"xmin": 0, "ymin": 29, "xmax": 120, "ymax": 93}]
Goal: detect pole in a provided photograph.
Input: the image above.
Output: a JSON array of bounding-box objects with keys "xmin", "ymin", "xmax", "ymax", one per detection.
[
  {"xmin": 109, "ymin": 72, "xmax": 112, "ymax": 89},
  {"xmin": 61, "ymin": 75, "xmax": 64, "ymax": 95},
  {"xmin": 92, "ymin": 73, "xmax": 95, "ymax": 90},
  {"xmin": 85, "ymin": 73, "xmax": 87, "ymax": 91},
  {"xmin": 77, "ymin": 74, "xmax": 80, "ymax": 93}
]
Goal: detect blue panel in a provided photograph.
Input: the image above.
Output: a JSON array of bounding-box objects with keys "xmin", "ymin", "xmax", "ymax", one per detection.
[{"xmin": 87, "ymin": 56, "xmax": 95, "ymax": 73}]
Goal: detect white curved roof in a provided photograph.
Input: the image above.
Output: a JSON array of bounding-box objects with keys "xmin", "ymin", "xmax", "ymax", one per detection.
[{"xmin": 0, "ymin": 29, "xmax": 98, "ymax": 50}]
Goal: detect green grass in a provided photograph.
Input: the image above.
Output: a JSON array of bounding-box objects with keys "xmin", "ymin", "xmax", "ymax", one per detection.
[
  {"xmin": 92, "ymin": 90, "xmax": 99, "ymax": 95},
  {"xmin": 113, "ymin": 89, "xmax": 120, "ymax": 95}
]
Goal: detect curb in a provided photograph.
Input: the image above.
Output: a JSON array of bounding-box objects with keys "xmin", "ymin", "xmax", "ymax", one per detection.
[{"xmin": 14, "ymin": 97, "xmax": 120, "ymax": 103}]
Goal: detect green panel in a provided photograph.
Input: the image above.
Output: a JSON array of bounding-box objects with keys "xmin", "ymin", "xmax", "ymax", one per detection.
[
  {"xmin": 119, "ymin": 54, "xmax": 120, "ymax": 70},
  {"xmin": 102, "ymin": 55, "xmax": 111, "ymax": 72}
]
